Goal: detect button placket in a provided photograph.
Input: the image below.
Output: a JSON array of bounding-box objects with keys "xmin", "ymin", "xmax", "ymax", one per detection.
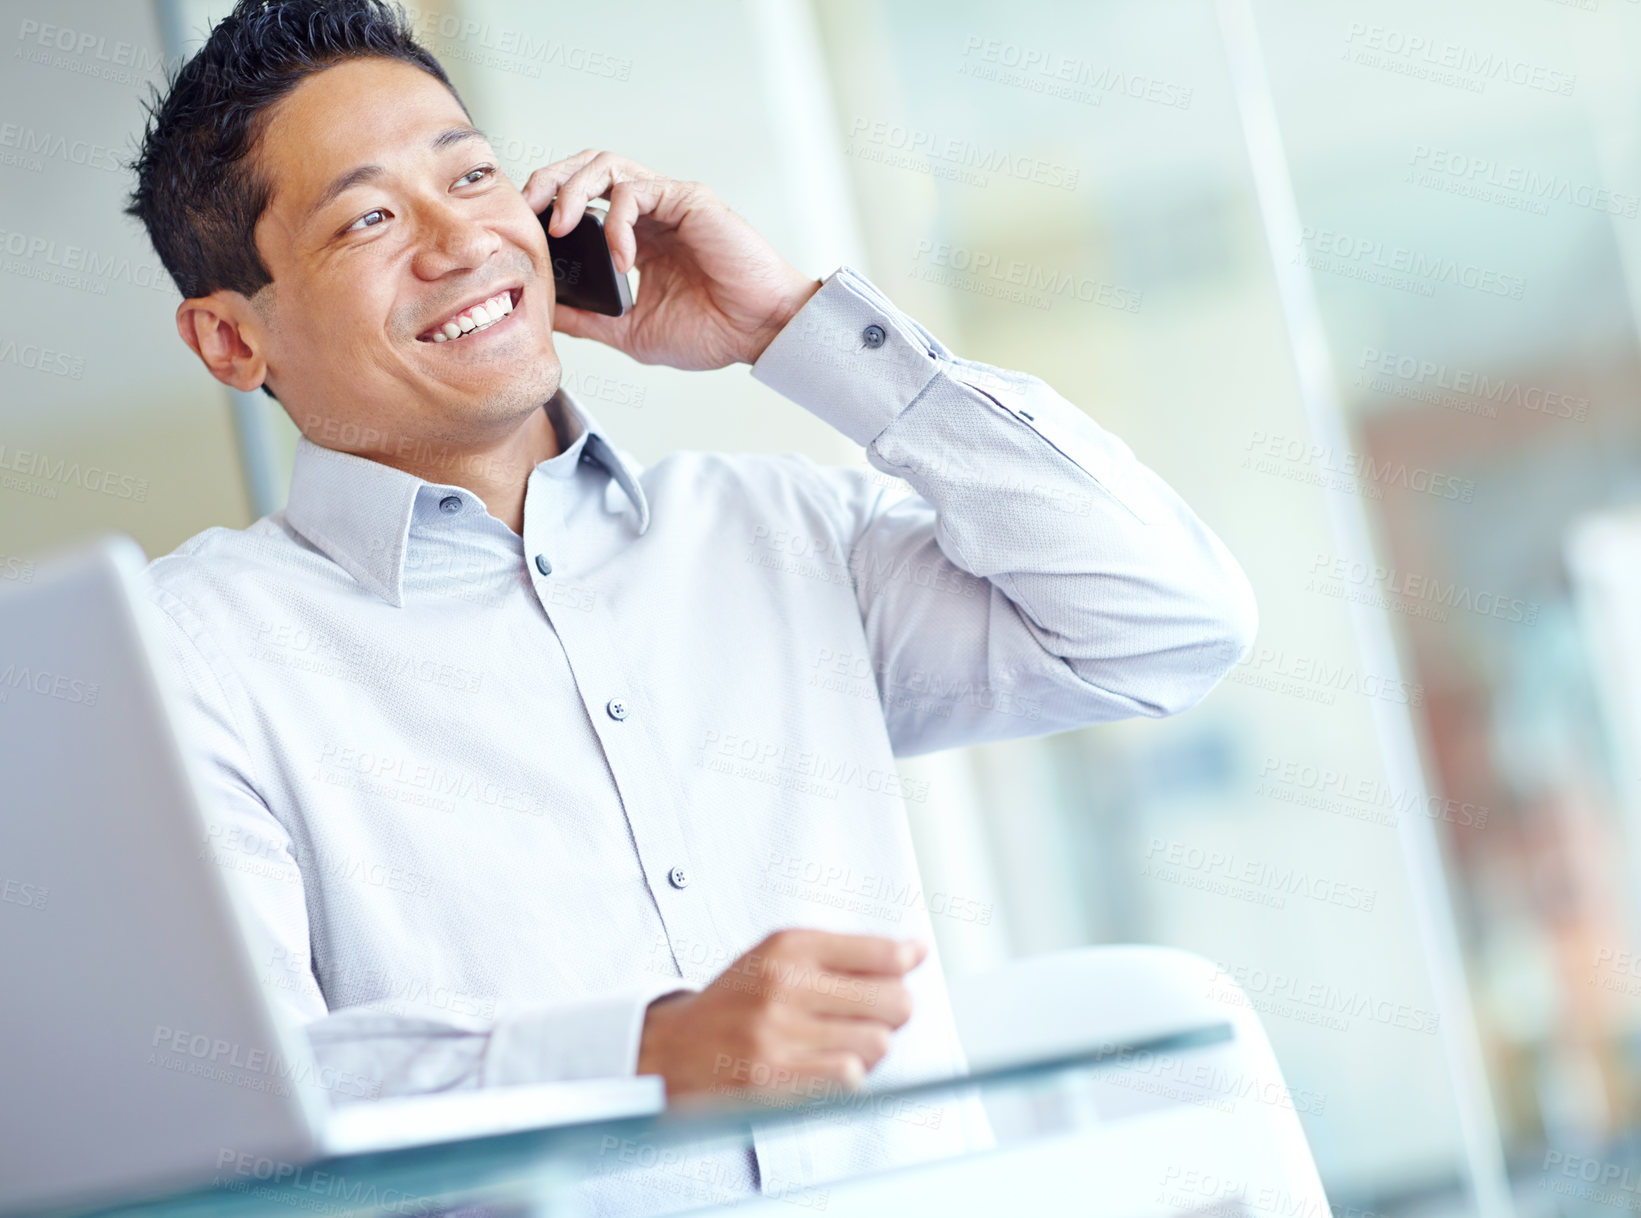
[{"xmin": 540, "ymin": 605, "xmax": 723, "ymax": 987}]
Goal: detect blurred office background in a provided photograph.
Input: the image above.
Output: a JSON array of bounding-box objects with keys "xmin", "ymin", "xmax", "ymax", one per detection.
[{"xmin": 6, "ymin": 0, "xmax": 1641, "ymax": 1212}]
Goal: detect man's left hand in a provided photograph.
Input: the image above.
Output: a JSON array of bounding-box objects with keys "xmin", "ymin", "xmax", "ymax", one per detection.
[{"xmin": 522, "ymin": 150, "xmax": 821, "ymax": 369}]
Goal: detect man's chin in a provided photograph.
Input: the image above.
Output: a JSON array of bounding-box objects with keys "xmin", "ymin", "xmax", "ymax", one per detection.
[{"xmin": 433, "ymin": 357, "xmax": 561, "ymax": 419}]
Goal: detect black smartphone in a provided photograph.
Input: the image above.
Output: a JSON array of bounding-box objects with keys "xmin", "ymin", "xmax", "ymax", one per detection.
[{"xmin": 540, "ymin": 201, "xmax": 634, "ymax": 317}]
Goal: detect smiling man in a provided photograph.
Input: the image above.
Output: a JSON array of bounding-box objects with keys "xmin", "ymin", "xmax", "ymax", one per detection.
[{"xmin": 124, "ymin": 1, "xmax": 1258, "ymax": 1213}]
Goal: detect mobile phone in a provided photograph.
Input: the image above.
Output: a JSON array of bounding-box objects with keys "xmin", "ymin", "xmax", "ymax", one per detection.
[{"xmin": 540, "ymin": 201, "xmax": 634, "ymax": 317}]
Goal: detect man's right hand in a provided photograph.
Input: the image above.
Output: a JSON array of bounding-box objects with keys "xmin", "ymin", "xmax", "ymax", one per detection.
[{"xmin": 637, "ymin": 929, "xmax": 927, "ymax": 1105}]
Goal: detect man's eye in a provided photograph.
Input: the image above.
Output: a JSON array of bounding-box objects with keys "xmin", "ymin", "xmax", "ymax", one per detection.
[
  {"xmin": 347, "ymin": 208, "xmax": 388, "ymax": 232},
  {"xmin": 457, "ymin": 166, "xmax": 495, "ymax": 187}
]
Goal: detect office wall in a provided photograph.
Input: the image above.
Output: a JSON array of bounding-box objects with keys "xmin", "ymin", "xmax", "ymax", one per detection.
[{"xmin": 0, "ymin": 0, "xmax": 251, "ymax": 566}]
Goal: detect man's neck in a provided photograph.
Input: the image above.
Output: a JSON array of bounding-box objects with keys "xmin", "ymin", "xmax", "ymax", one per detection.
[{"xmin": 391, "ymin": 402, "xmax": 560, "ymax": 536}]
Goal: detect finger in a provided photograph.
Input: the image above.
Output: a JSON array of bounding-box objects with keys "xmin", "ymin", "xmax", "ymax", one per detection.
[
  {"xmin": 549, "ymin": 151, "xmax": 632, "ymax": 236},
  {"xmin": 791, "ymin": 1051, "xmax": 868, "ymax": 1094},
  {"xmin": 562, "ymin": 164, "xmax": 690, "ymax": 244},
  {"xmin": 522, "ymin": 148, "xmax": 602, "ymax": 214},
  {"xmin": 800, "ymin": 974, "xmax": 913, "ymax": 1027},
  {"xmin": 604, "ymin": 181, "xmax": 642, "ymax": 274},
  {"xmin": 811, "ymin": 932, "xmax": 929, "ymax": 977},
  {"xmin": 805, "ymin": 1016, "xmax": 894, "ymax": 1072}
]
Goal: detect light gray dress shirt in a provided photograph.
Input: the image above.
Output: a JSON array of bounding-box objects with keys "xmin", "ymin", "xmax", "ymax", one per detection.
[{"xmin": 141, "ymin": 264, "xmax": 1257, "ymax": 1213}]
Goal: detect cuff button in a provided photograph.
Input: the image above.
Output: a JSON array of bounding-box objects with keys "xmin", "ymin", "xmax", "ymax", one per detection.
[{"xmin": 861, "ymin": 323, "xmax": 887, "ymax": 349}]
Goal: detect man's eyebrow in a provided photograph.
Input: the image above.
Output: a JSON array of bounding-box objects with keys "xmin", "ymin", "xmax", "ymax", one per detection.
[{"xmin": 304, "ymin": 124, "xmax": 491, "ymax": 226}]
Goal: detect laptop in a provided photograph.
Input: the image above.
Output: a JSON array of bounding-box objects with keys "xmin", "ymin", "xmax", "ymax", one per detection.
[{"xmin": 0, "ymin": 535, "xmax": 664, "ymax": 1215}]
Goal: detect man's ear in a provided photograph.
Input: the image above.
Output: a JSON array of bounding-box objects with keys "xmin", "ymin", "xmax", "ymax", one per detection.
[{"xmin": 175, "ymin": 290, "xmax": 269, "ymax": 394}]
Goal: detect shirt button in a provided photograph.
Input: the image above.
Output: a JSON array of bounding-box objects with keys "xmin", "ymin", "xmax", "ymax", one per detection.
[
  {"xmin": 439, "ymin": 495, "xmax": 462, "ymax": 514},
  {"xmin": 606, "ymin": 698, "xmax": 628, "ymax": 721},
  {"xmin": 862, "ymin": 323, "xmax": 886, "ymax": 349},
  {"xmin": 535, "ymin": 553, "xmax": 552, "ymax": 576},
  {"xmin": 668, "ymin": 867, "xmax": 690, "ymax": 889}
]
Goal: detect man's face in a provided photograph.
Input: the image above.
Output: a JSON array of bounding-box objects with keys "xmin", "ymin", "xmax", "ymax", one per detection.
[{"xmin": 246, "ymin": 57, "xmax": 559, "ymax": 449}]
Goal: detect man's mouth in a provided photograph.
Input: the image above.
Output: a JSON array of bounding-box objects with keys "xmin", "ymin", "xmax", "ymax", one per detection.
[{"xmin": 417, "ymin": 286, "xmax": 524, "ymax": 343}]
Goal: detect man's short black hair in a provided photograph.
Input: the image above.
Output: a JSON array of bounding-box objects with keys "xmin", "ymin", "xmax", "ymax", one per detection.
[{"xmin": 123, "ymin": 0, "xmax": 468, "ymax": 398}]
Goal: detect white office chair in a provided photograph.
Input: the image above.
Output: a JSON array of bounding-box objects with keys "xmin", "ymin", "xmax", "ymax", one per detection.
[{"xmin": 947, "ymin": 945, "xmax": 1331, "ymax": 1215}]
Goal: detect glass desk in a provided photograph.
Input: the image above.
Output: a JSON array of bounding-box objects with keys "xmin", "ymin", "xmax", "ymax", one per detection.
[{"xmin": 23, "ymin": 1024, "xmax": 1236, "ymax": 1218}]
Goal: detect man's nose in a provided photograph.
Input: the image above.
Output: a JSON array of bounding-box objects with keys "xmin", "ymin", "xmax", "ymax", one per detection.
[{"xmin": 412, "ymin": 203, "xmax": 501, "ymax": 276}]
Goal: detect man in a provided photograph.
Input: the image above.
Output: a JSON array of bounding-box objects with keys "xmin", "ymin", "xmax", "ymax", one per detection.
[{"xmin": 124, "ymin": 0, "xmax": 1257, "ymax": 1211}]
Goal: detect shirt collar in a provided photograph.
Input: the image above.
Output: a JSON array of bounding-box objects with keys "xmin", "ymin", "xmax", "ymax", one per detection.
[{"xmin": 284, "ymin": 386, "xmax": 649, "ymax": 607}]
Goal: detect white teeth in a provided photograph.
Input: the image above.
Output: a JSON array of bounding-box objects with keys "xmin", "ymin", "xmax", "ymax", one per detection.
[{"xmin": 427, "ymin": 291, "xmax": 514, "ymax": 342}]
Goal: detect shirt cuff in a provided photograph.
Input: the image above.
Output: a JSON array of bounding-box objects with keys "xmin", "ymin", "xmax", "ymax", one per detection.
[
  {"xmin": 751, "ymin": 264, "xmax": 943, "ymax": 447},
  {"xmin": 482, "ymin": 978, "xmax": 697, "ymax": 1086}
]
